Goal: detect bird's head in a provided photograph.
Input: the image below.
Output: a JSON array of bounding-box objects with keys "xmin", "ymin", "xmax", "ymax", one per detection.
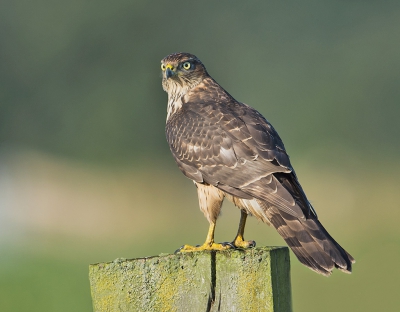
[{"xmin": 161, "ymin": 52, "xmax": 208, "ymax": 95}]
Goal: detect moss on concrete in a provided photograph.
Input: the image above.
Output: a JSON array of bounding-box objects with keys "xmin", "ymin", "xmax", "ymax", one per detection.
[{"xmin": 89, "ymin": 247, "xmax": 291, "ymax": 312}]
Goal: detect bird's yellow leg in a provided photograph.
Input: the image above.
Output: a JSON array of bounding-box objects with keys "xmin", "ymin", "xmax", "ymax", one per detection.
[
  {"xmin": 178, "ymin": 221, "xmax": 232, "ymax": 252},
  {"xmin": 231, "ymin": 210, "xmax": 256, "ymax": 248}
]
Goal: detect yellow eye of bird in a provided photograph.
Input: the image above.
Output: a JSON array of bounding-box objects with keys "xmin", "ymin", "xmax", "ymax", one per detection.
[
  {"xmin": 161, "ymin": 64, "xmax": 166, "ymax": 70},
  {"xmin": 183, "ymin": 62, "xmax": 191, "ymax": 70}
]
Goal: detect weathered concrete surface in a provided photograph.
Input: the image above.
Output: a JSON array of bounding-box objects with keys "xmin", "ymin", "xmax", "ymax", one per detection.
[{"xmin": 89, "ymin": 247, "xmax": 292, "ymax": 312}]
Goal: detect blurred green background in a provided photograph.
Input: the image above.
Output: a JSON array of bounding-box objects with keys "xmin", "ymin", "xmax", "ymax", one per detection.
[{"xmin": 0, "ymin": 0, "xmax": 399, "ymax": 311}]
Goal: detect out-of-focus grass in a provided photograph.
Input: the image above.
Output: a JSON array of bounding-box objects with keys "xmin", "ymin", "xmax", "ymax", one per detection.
[
  {"xmin": 0, "ymin": 247, "xmax": 91, "ymax": 312},
  {"xmin": 0, "ymin": 150, "xmax": 399, "ymax": 311}
]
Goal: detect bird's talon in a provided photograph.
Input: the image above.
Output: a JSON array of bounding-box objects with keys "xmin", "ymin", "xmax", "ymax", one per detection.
[
  {"xmin": 174, "ymin": 245, "xmax": 184, "ymax": 254},
  {"xmin": 248, "ymin": 240, "xmax": 256, "ymax": 248},
  {"xmin": 222, "ymin": 242, "xmax": 236, "ymax": 249},
  {"xmin": 231, "ymin": 238, "xmax": 256, "ymax": 249}
]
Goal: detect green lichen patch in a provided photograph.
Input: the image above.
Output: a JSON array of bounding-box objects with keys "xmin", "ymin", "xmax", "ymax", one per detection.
[{"xmin": 89, "ymin": 247, "xmax": 292, "ymax": 312}]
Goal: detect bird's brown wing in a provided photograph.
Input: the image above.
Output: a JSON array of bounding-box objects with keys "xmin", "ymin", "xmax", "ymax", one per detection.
[{"xmin": 166, "ymin": 99, "xmax": 308, "ymax": 219}]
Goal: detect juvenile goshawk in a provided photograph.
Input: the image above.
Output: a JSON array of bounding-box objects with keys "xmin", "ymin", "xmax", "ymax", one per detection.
[{"xmin": 161, "ymin": 52, "xmax": 354, "ymax": 275}]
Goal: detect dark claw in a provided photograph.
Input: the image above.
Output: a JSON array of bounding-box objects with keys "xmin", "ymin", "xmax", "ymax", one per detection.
[
  {"xmin": 175, "ymin": 245, "xmax": 184, "ymax": 254},
  {"xmin": 221, "ymin": 242, "xmax": 236, "ymax": 249},
  {"xmin": 249, "ymin": 240, "xmax": 256, "ymax": 248}
]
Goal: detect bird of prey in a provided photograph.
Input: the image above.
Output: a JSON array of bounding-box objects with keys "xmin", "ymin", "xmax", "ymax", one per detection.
[{"xmin": 161, "ymin": 52, "xmax": 354, "ymax": 275}]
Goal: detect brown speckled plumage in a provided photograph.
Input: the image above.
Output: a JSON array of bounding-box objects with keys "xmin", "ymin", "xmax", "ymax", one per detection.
[{"xmin": 161, "ymin": 52, "xmax": 354, "ymax": 275}]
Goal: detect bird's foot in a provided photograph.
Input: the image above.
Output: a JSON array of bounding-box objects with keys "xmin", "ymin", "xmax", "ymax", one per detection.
[
  {"xmin": 231, "ymin": 236, "xmax": 256, "ymax": 249},
  {"xmin": 175, "ymin": 241, "xmax": 233, "ymax": 253}
]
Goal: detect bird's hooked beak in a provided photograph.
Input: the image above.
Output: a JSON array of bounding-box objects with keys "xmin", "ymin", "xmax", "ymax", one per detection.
[{"xmin": 165, "ymin": 64, "xmax": 174, "ymax": 79}]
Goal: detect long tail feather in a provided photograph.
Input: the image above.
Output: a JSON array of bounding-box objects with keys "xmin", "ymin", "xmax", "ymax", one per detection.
[{"xmin": 260, "ymin": 201, "xmax": 354, "ymax": 275}]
